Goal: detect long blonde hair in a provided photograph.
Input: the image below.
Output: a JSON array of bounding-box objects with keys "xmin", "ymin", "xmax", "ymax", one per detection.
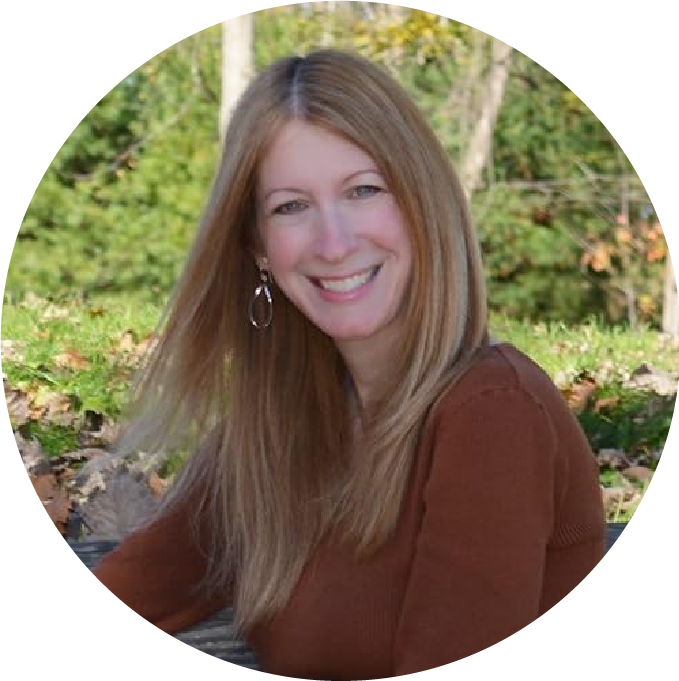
[{"xmin": 120, "ymin": 50, "xmax": 488, "ymax": 633}]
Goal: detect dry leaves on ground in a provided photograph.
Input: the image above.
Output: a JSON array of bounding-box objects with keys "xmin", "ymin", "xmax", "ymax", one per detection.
[
  {"xmin": 17, "ymin": 431, "xmax": 167, "ymax": 541},
  {"xmin": 4, "ymin": 379, "xmax": 79, "ymax": 429}
]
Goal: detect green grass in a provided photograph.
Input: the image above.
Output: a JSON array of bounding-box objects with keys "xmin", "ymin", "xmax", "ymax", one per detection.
[
  {"xmin": 3, "ymin": 298, "xmax": 677, "ymax": 522},
  {"xmin": 2, "ymin": 293, "xmax": 162, "ymax": 457},
  {"xmin": 2, "ymin": 294, "xmax": 160, "ymax": 420},
  {"xmin": 491, "ymin": 314, "xmax": 679, "ymax": 378},
  {"xmin": 492, "ymin": 315, "xmax": 677, "ymax": 458}
]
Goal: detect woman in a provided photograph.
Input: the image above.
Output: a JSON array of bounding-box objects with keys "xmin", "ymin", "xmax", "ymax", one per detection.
[{"xmin": 94, "ymin": 50, "xmax": 604, "ymax": 678}]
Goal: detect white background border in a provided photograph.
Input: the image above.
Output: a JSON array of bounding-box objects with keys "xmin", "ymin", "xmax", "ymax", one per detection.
[{"xmin": 1, "ymin": 1, "xmax": 676, "ymax": 679}]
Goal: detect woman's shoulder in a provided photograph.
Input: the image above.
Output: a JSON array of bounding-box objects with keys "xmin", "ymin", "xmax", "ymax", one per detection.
[
  {"xmin": 436, "ymin": 341, "xmax": 561, "ymax": 416},
  {"xmin": 428, "ymin": 341, "xmax": 594, "ymax": 473}
]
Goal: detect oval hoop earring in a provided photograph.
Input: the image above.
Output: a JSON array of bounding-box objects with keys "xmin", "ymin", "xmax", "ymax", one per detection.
[{"xmin": 248, "ymin": 267, "xmax": 273, "ymax": 328}]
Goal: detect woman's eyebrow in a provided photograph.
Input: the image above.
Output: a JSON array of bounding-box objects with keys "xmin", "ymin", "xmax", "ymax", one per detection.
[
  {"xmin": 262, "ymin": 187, "xmax": 306, "ymax": 202},
  {"xmin": 262, "ymin": 169, "xmax": 383, "ymax": 202},
  {"xmin": 342, "ymin": 168, "xmax": 383, "ymax": 183}
]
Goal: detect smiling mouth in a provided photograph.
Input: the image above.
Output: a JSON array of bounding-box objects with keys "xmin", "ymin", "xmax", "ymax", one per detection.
[{"xmin": 310, "ymin": 265, "xmax": 382, "ymax": 293}]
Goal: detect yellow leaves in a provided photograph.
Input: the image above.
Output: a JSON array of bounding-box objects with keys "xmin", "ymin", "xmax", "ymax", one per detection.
[
  {"xmin": 349, "ymin": 7, "xmax": 454, "ymax": 65},
  {"xmin": 583, "ymin": 217, "xmax": 667, "ymax": 274},
  {"xmin": 647, "ymin": 242, "xmax": 668, "ymax": 263},
  {"xmin": 613, "ymin": 217, "xmax": 666, "ymax": 261},
  {"xmin": 561, "ymin": 89, "xmax": 587, "ymax": 112},
  {"xmin": 638, "ymin": 294, "xmax": 657, "ymax": 318},
  {"xmin": 644, "ymin": 220, "xmax": 664, "ymax": 241},
  {"xmin": 581, "ymin": 242, "xmax": 611, "ymax": 272},
  {"xmin": 614, "ymin": 226, "xmax": 632, "ymax": 244}
]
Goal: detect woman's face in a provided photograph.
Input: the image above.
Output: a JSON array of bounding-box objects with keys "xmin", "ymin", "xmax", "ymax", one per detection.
[{"xmin": 257, "ymin": 120, "xmax": 413, "ymax": 346}]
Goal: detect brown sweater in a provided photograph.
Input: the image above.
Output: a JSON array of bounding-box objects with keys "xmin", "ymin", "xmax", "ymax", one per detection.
[{"xmin": 94, "ymin": 343, "xmax": 605, "ymax": 678}]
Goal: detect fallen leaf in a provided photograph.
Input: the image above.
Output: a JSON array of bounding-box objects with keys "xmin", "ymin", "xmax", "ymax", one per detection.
[
  {"xmin": 31, "ymin": 473, "xmax": 58, "ymax": 500},
  {"xmin": 30, "ymin": 388, "xmax": 76, "ymax": 426},
  {"xmin": 31, "ymin": 473, "xmax": 72, "ymax": 536},
  {"xmin": 593, "ymin": 396, "xmax": 620, "ymax": 413},
  {"xmin": 54, "ymin": 348, "xmax": 90, "ymax": 370},
  {"xmin": 79, "ymin": 469, "xmax": 158, "ymax": 540},
  {"xmin": 15, "ymin": 431, "xmax": 50, "ymax": 475},
  {"xmin": 4, "ymin": 380, "xmax": 31, "ymax": 427},
  {"xmin": 115, "ymin": 330, "xmax": 137, "ymax": 354},
  {"xmin": 147, "ymin": 471, "xmax": 170, "ymax": 500},
  {"xmin": 1, "ymin": 339, "xmax": 26, "ymax": 362},
  {"xmin": 561, "ymin": 373, "xmax": 597, "ymax": 414},
  {"xmin": 621, "ymin": 466, "xmax": 653, "ymax": 483},
  {"xmin": 109, "ymin": 330, "xmax": 158, "ymax": 366},
  {"xmin": 601, "ymin": 486, "xmax": 637, "ymax": 515},
  {"xmin": 134, "ymin": 333, "xmax": 159, "ymax": 360}
]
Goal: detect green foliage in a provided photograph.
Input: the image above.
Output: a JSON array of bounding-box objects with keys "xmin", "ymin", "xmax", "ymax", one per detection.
[
  {"xmin": 5, "ymin": 7, "xmax": 666, "ymax": 329},
  {"xmin": 9, "ymin": 30, "xmax": 222, "ymax": 300},
  {"xmin": 578, "ymin": 388, "xmax": 674, "ymax": 457},
  {"xmin": 21, "ymin": 422, "xmax": 80, "ymax": 458},
  {"xmin": 493, "ymin": 55, "xmax": 619, "ymax": 182}
]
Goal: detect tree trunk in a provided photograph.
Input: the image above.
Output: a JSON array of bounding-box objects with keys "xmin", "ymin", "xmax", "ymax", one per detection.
[
  {"xmin": 220, "ymin": 14, "xmax": 254, "ymax": 141},
  {"xmin": 321, "ymin": 0, "xmax": 354, "ymax": 47},
  {"xmin": 663, "ymin": 254, "xmax": 679, "ymax": 337},
  {"xmin": 459, "ymin": 38, "xmax": 513, "ymax": 198}
]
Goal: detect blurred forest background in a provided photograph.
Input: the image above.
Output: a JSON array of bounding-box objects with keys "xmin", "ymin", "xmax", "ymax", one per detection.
[{"xmin": 6, "ymin": 2, "xmax": 676, "ymax": 331}]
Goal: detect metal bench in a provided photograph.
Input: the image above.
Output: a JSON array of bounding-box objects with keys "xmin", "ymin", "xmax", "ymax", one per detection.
[{"xmin": 70, "ymin": 523, "xmax": 627, "ymax": 668}]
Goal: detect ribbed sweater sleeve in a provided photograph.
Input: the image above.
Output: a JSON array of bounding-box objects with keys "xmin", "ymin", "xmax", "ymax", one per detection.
[
  {"xmin": 93, "ymin": 490, "xmax": 231, "ymax": 634},
  {"xmin": 393, "ymin": 385, "xmax": 603, "ymax": 675}
]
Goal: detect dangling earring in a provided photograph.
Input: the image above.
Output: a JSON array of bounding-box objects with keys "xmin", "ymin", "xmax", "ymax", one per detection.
[{"xmin": 249, "ymin": 265, "xmax": 273, "ymax": 328}]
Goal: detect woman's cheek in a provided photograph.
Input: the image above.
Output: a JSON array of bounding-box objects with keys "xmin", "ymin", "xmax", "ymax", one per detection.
[{"xmin": 265, "ymin": 229, "xmax": 309, "ymax": 271}]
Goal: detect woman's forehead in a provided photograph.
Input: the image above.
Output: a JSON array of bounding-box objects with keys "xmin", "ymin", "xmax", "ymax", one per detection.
[{"xmin": 258, "ymin": 121, "xmax": 382, "ymax": 192}]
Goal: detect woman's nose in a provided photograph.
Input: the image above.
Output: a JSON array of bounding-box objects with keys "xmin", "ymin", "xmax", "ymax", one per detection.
[{"xmin": 313, "ymin": 204, "xmax": 358, "ymax": 262}]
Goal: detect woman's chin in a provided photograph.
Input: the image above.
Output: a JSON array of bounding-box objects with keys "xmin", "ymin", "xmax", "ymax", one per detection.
[{"xmin": 322, "ymin": 321, "xmax": 384, "ymax": 344}]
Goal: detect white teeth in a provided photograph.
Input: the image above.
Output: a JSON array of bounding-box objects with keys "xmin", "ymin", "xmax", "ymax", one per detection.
[{"xmin": 318, "ymin": 268, "xmax": 376, "ymax": 293}]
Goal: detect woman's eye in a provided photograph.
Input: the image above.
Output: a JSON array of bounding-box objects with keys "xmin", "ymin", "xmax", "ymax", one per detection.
[
  {"xmin": 351, "ymin": 185, "xmax": 383, "ymax": 198},
  {"xmin": 272, "ymin": 200, "xmax": 306, "ymax": 215}
]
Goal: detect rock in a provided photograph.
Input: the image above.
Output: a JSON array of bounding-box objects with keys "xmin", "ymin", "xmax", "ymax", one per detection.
[{"xmin": 625, "ymin": 364, "xmax": 677, "ymax": 396}]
